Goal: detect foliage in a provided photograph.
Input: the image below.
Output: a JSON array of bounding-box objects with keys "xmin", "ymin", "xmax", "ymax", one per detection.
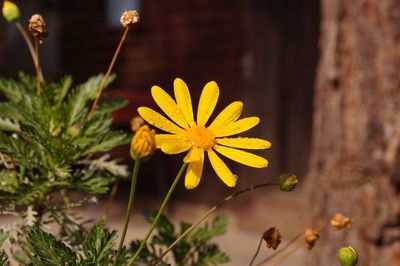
[
  {"xmin": 0, "ymin": 72, "xmax": 129, "ymax": 260},
  {"xmin": 131, "ymin": 211, "xmax": 230, "ymax": 266}
]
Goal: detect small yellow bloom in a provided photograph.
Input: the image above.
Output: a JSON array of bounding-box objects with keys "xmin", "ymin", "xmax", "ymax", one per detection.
[
  {"xmin": 138, "ymin": 78, "xmax": 271, "ymax": 189},
  {"xmin": 130, "ymin": 125, "xmax": 156, "ymax": 161},
  {"xmin": 2, "ymin": 0, "xmax": 20, "ymax": 22}
]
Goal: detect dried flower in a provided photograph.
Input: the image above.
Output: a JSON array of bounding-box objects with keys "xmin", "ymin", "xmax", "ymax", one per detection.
[
  {"xmin": 2, "ymin": 0, "xmax": 20, "ymax": 22},
  {"xmin": 130, "ymin": 125, "xmax": 156, "ymax": 161},
  {"xmin": 120, "ymin": 10, "xmax": 139, "ymax": 27},
  {"xmin": 278, "ymin": 173, "xmax": 298, "ymax": 192},
  {"xmin": 331, "ymin": 213, "xmax": 352, "ymax": 230},
  {"xmin": 29, "ymin": 14, "xmax": 48, "ymax": 43},
  {"xmin": 130, "ymin": 116, "xmax": 145, "ymax": 132},
  {"xmin": 138, "ymin": 78, "xmax": 271, "ymax": 189},
  {"xmin": 338, "ymin": 246, "xmax": 358, "ymax": 266},
  {"xmin": 262, "ymin": 227, "xmax": 282, "ymax": 250},
  {"xmin": 304, "ymin": 228, "xmax": 319, "ymax": 250}
]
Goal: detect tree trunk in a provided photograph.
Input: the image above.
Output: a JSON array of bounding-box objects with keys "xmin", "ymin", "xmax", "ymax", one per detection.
[{"xmin": 307, "ymin": 0, "xmax": 400, "ymax": 265}]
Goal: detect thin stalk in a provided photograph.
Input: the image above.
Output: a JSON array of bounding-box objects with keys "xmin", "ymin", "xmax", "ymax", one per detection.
[
  {"xmin": 268, "ymin": 245, "xmax": 300, "ymax": 266},
  {"xmin": 15, "ymin": 22, "xmax": 43, "ymax": 81},
  {"xmin": 249, "ymin": 237, "xmax": 263, "ymax": 266},
  {"xmin": 127, "ymin": 163, "xmax": 188, "ymax": 266},
  {"xmin": 254, "ymin": 233, "xmax": 302, "ymax": 266},
  {"xmin": 35, "ymin": 39, "xmax": 41, "ymax": 95},
  {"xmin": 153, "ymin": 182, "xmax": 279, "ymax": 266},
  {"xmin": 102, "ymin": 182, "xmax": 119, "ymax": 222},
  {"xmin": 88, "ymin": 26, "xmax": 130, "ymax": 120},
  {"xmin": 113, "ymin": 160, "xmax": 141, "ymax": 266}
]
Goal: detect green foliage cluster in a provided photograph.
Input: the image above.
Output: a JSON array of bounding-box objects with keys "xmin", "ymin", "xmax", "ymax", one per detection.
[{"xmin": 132, "ymin": 211, "xmax": 230, "ymax": 266}]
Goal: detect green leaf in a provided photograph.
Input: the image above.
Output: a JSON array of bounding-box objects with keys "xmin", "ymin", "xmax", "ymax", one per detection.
[
  {"xmin": 82, "ymin": 224, "xmax": 117, "ymax": 265},
  {"xmin": 0, "ymin": 170, "xmax": 18, "ymax": 193},
  {"xmin": 27, "ymin": 228, "xmax": 78, "ymax": 266},
  {"xmin": 0, "ymin": 250, "xmax": 8, "ymax": 266},
  {"xmin": 0, "ymin": 230, "xmax": 9, "ymax": 248},
  {"xmin": 191, "ymin": 215, "xmax": 229, "ymax": 243},
  {"xmin": 194, "ymin": 244, "xmax": 230, "ymax": 266}
]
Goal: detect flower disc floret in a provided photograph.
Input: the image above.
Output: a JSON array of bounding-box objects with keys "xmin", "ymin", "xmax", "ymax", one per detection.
[{"xmin": 138, "ymin": 78, "xmax": 271, "ymax": 189}]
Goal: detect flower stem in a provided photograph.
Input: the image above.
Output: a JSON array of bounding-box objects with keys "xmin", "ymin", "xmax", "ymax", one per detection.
[
  {"xmin": 102, "ymin": 182, "xmax": 119, "ymax": 222},
  {"xmin": 35, "ymin": 39, "xmax": 41, "ymax": 96},
  {"xmin": 152, "ymin": 181, "xmax": 278, "ymax": 266},
  {"xmin": 113, "ymin": 160, "xmax": 141, "ymax": 266},
  {"xmin": 87, "ymin": 26, "xmax": 130, "ymax": 120},
  {"xmin": 15, "ymin": 22, "xmax": 43, "ymax": 82},
  {"xmin": 249, "ymin": 237, "xmax": 263, "ymax": 266},
  {"xmin": 127, "ymin": 163, "xmax": 188, "ymax": 266}
]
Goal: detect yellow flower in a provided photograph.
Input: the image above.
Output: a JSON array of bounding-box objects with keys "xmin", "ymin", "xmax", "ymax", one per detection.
[
  {"xmin": 138, "ymin": 78, "xmax": 271, "ymax": 189},
  {"xmin": 2, "ymin": 0, "xmax": 20, "ymax": 22},
  {"xmin": 130, "ymin": 125, "xmax": 156, "ymax": 161}
]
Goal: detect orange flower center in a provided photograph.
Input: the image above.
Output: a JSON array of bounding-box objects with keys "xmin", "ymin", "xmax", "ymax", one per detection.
[{"xmin": 186, "ymin": 125, "xmax": 215, "ymax": 150}]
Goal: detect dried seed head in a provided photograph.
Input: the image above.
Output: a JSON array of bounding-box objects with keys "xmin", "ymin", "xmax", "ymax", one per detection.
[
  {"xmin": 120, "ymin": 10, "xmax": 139, "ymax": 27},
  {"xmin": 130, "ymin": 116, "xmax": 145, "ymax": 132},
  {"xmin": 262, "ymin": 227, "xmax": 282, "ymax": 250},
  {"xmin": 29, "ymin": 14, "xmax": 48, "ymax": 43},
  {"xmin": 304, "ymin": 228, "xmax": 319, "ymax": 250},
  {"xmin": 331, "ymin": 213, "xmax": 352, "ymax": 230},
  {"xmin": 130, "ymin": 125, "xmax": 156, "ymax": 161},
  {"xmin": 2, "ymin": 0, "xmax": 20, "ymax": 22}
]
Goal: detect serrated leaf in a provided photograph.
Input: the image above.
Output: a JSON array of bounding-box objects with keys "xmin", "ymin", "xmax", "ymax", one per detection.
[
  {"xmin": 0, "ymin": 250, "xmax": 8, "ymax": 266},
  {"xmin": 27, "ymin": 228, "xmax": 78, "ymax": 266},
  {"xmin": 191, "ymin": 215, "xmax": 229, "ymax": 243},
  {"xmin": 82, "ymin": 224, "xmax": 117, "ymax": 264},
  {"xmin": 0, "ymin": 170, "xmax": 18, "ymax": 193},
  {"xmin": 0, "ymin": 230, "xmax": 9, "ymax": 248}
]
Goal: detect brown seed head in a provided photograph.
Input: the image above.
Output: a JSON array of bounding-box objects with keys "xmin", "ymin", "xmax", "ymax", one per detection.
[
  {"xmin": 330, "ymin": 213, "xmax": 352, "ymax": 230},
  {"xmin": 29, "ymin": 14, "xmax": 48, "ymax": 43},
  {"xmin": 304, "ymin": 228, "xmax": 319, "ymax": 250},
  {"xmin": 262, "ymin": 227, "xmax": 282, "ymax": 250},
  {"xmin": 120, "ymin": 10, "xmax": 139, "ymax": 27},
  {"xmin": 130, "ymin": 116, "xmax": 145, "ymax": 132}
]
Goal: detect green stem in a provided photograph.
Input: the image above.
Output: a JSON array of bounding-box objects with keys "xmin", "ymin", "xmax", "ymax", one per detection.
[
  {"xmin": 127, "ymin": 163, "xmax": 188, "ymax": 266},
  {"xmin": 113, "ymin": 160, "xmax": 141, "ymax": 266},
  {"xmin": 152, "ymin": 182, "xmax": 278, "ymax": 265}
]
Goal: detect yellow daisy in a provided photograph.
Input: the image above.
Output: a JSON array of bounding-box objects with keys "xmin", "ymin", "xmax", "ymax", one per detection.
[{"xmin": 138, "ymin": 78, "xmax": 271, "ymax": 189}]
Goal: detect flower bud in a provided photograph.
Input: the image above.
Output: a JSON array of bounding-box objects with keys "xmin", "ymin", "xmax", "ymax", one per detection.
[
  {"xmin": 278, "ymin": 173, "xmax": 298, "ymax": 192},
  {"xmin": 29, "ymin": 14, "xmax": 48, "ymax": 43},
  {"xmin": 331, "ymin": 213, "xmax": 352, "ymax": 230},
  {"xmin": 120, "ymin": 10, "xmax": 139, "ymax": 27},
  {"xmin": 2, "ymin": 0, "xmax": 20, "ymax": 22},
  {"xmin": 338, "ymin": 246, "xmax": 358, "ymax": 266},
  {"xmin": 130, "ymin": 125, "xmax": 156, "ymax": 161},
  {"xmin": 262, "ymin": 227, "xmax": 282, "ymax": 250}
]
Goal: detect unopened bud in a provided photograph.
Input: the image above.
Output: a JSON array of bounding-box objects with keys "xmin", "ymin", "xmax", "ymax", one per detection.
[
  {"xmin": 338, "ymin": 246, "xmax": 358, "ymax": 266},
  {"xmin": 331, "ymin": 213, "xmax": 352, "ymax": 230},
  {"xmin": 2, "ymin": 0, "xmax": 20, "ymax": 22},
  {"xmin": 278, "ymin": 173, "xmax": 298, "ymax": 192},
  {"xmin": 120, "ymin": 10, "xmax": 139, "ymax": 27},
  {"xmin": 262, "ymin": 227, "xmax": 282, "ymax": 250},
  {"xmin": 29, "ymin": 14, "xmax": 48, "ymax": 43},
  {"xmin": 130, "ymin": 125, "xmax": 156, "ymax": 161},
  {"xmin": 304, "ymin": 228, "xmax": 319, "ymax": 250}
]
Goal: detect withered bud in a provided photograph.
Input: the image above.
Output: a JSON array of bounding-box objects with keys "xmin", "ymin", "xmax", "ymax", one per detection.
[
  {"xmin": 304, "ymin": 228, "xmax": 319, "ymax": 250},
  {"xmin": 29, "ymin": 14, "xmax": 48, "ymax": 43},
  {"xmin": 130, "ymin": 116, "xmax": 145, "ymax": 132},
  {"xmin": 262, "ymin": 227, "xmax": 282, "ymax": 250},
  {"xmin": 120, "ymin": 10, "xmax": 139, "ymax": 27},
  {"xmin": 331, "ymin": 213, "xmax": 352, "ymax": 230}
]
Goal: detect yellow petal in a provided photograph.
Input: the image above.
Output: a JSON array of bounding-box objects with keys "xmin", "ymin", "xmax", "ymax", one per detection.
[
  {"xmin": 208, "ymin": 101, "xmax": 243, "ymax": 131},
  {"xmin": 197, "ymin": 81, "xmax": 219, "ymax": 126},
  {"xmin": 213, "ymin": 117, "xmax": 260, "ymax": 137},
  {"xmin": 155, "ymin": 134, "xmax": 183, "ymax": 149},
  {"xmin": 138, "ymin": 107, "xmax": 184, "ymax": 135},
  {"xmin": 160, "ymin": 140, "xmax": 191, "ymax": 154},
  {"xmin": 183, "ymin": 146, "xmax": 202, "ymax": 163},
  {"xmin": 184, "ymin": 149, "xmax": 204, "ymax": 189},
  {"xmin": 151, "ymin": 85, "xmax": 189, "ymax": 129},
  {"xmin": 216, "ymin": 137, "xmax": 271, "ymax": 150},
  {"xmin": 174, "ymin": 78, "xmax": 195, "ymax": 126},
  {"xmin": 213, "ymin": 144, "xmax": 268, "ymax": 168},
  {"xmin": 207, "ymin": 149, "xmax": 236, "ymax": 187}
]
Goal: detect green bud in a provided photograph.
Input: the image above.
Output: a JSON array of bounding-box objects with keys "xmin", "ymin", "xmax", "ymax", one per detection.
[
  {"xmin": 278, "ymin": 173, "xmax": 298, "ymax": 192},
  {"xmin": 67, "ymin": 124, "xmax": 82, "ymax": 138},
  {"xmin": 2, "ymin": 0, "xmax": 20, "ymax": 23},
  {"xmin": 338, "ymin": 246, "xmax": 358, "ymax": 266}
]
